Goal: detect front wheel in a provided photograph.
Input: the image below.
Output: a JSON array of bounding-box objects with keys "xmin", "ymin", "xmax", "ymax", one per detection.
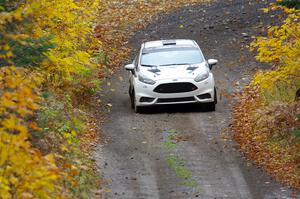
[
  {"xmin": 205, "ymin": 102, "xmax": 216, "ymax": 112},
  {"xmin": 205, "ymin": 89, "xmax": 217, "ymax": 111},
  {"xmin": 214, "ymin": 87, "xmax": 217, "ymax": 104},
  {"xmin": 129, "ymin": 87, "xmax": 134, "ymax": 109},
  {"xmin": 131, "ymin": 90, "xmax": 141, "ymax": 113}
]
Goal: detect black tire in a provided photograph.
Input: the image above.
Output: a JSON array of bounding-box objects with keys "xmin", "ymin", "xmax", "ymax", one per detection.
[
  {"xmin": 296, "ymin": 88, "xmax": 300, "ymax": 101},
  {"xmin": 214, "ymin": 87, "xmax": 218, "ymax": 104},
  {"xmin": 206, "ymin": 102, "xmax": 216, "ymax": 112},
  {"xmin": 131, "ymin": 90, "xmax": 141, "ymax": 113},
  {"xmin": 205, "ymin": 88, "xmax": 217, "ymax": 111},
  {"xmin": 134, "ymin": 104, "xmax": 141, "ymax": 113},
  {"xmin": 129, "ymin": 87, "xmax": 134, "ymax": 109}
]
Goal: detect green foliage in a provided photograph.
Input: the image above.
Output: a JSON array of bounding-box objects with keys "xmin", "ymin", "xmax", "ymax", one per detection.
[
  {"xmin": 162, "ymin": 130, "xmax": 177, "ymax": 150},
  {"xmin": 0, "ymin": 0, "xmax": 19, "ymax": 12},
  {"xmin": 10, "ymin": 37, "xmax": 56, "ymax": 67},
  {"xmin": 34, "ymin": 93, "xmax": 98, "ymax": 198},
  {"xmin": 291, "ymin": 129, "xmax": 300, "ymax": 139},
  {"xmin": 91, "ymin": 50, "xmax": 109, "ymax": 65},
  {"xmin": 166, "ymin": 155, "xmax": 192, "ymax": 179},
  {"xmin": 162, "ymin": 130, "xmax": 200, "ymax": 190},
  {"xmin": 0, "ymin": 1, "xmax": 55, "ymax": 68},
  {"xmin": 0, "ymin": 36, "xmax": 55, "ymax": 67},
  {"xmin": 279, "ymin": 0, "xmax": 300, "ymax": 9},
  {"xmin": 37, "ymin": 93, "xmax": 86, "ymax": 142},
  {"xmin": 163, "ymin": 136, "xmax": 177, "ymax": 150},
  {"xmin": 62, "ymin": 147, "xmax": 98, "ymax": 199},
  {"xmin": 90, "ymin": 79, "xmax": 102, "ymax": 94}
]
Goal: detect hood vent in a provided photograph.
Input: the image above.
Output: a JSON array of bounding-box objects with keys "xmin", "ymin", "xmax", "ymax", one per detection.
[
  {"xmin": 186, "ymin": 66, "xmax": 198, "ymax": 71},
  {"xmin": 148, "ymin": 67, "xmax": 160, "ymax": 74}
]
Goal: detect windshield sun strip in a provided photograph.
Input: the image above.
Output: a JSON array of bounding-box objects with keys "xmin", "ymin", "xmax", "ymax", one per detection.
[{"xmin": 142, "ymin": 47, "xmax": 199, "ymax": 54}]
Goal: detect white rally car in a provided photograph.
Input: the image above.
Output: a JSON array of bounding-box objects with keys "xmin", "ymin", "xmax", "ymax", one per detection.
[{"xmin": 125, "ymin": 39, "xmax": 218, "ymax": 113}]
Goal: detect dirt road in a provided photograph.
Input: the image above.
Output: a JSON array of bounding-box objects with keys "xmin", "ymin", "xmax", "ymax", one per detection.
[{"xmin": 94, "ymin": 0, "xmax": 300, "ymax": 198}]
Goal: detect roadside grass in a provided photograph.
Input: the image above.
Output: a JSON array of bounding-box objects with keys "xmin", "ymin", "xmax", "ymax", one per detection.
[
  {"xmin": 260, "ymin": 80, "xmax": 300, "ymax": 106},
  {"xmin": 162, "ymin": 130, "xmax": 203, "ymax": 193},
  {"xmin": 33, "ymin": 92, "xmax": 100, "ymax": 198}
]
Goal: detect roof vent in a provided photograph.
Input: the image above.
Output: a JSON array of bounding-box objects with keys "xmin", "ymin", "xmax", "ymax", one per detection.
[{"xmin": 162, "ymin": 40, "xmax": 176, "ymax": 46}]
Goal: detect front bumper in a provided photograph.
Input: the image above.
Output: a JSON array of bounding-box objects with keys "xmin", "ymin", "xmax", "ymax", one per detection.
[{"xmin": 134, "ymin": 75, "xmax": 215, "ymax": 106}]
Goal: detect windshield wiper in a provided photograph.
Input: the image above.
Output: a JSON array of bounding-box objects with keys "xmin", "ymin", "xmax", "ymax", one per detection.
[{"xmin": 159, "ymin": 63, "xmax": 191, "ymax": 66}]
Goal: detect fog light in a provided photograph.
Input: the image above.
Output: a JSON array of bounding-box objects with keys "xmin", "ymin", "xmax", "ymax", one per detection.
[
  {"xmin": 197, "ymin": 93, "xmax": 211, "ymax": 99},
  {"xmin": 140, "ymin": 97, "xmax": 155, "ymax": 103}
]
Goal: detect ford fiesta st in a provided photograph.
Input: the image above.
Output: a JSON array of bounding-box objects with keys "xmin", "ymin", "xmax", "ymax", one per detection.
[{"xmin": 125, "ymin": 39, "xmax": 218, "ymax": 113}]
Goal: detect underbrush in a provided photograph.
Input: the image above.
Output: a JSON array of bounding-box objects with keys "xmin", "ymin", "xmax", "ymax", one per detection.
[
  {"xmin": 1, "ymin": 0, "xmax": 212, "ymax": 198},
  {"xmin": 232, "ymin": 87, "xmax": 300, "ymax": 189},
  {"xmin": 0, "ymin": 0, "xmax": 101, "ymax": 197},
  {"xmin": 33, "ymin": 93, "xmax": 99, "ymax": 198},
  {"xmin": 231, "ymin": 0, "xmax": 300, "ymax": 190}
]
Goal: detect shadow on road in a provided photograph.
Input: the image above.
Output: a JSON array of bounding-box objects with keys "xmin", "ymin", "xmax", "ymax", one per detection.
[{"xmin": 139, "ymin": 103, "xmax": 215, "ymax": 114}]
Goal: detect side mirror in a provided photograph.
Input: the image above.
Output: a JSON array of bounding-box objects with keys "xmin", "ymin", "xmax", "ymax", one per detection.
[
  {"xmin": 125, "ymin": 64, "xmax": 135, "ymax": 72},
  {"xmin": 208, "ymin": 59, "xmax": 218, "ymax": 69}
]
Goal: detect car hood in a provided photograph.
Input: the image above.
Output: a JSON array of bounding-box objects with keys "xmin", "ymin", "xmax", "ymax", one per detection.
[{"xmin": 139, "ymin": 62, "xmax": 209, "ymax": 81}]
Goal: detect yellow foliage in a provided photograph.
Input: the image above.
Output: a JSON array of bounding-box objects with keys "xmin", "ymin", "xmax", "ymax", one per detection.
[
  {"xmin": 28, "ymin": 0, "xmax": 100, "ymax": 83},
  {"xmin": 1, "ymin": 0, "xmax": 103, "ymax": 196},
  {"xmin": 1, "ymin": 0, "xmax": 216, "ymax": 197},
  {"xmin": 250, "ymin": 1, "xmax": 300, "ymax": 103},
  {"xmin": 0, "ymin": 67, "xmax": 62, "ymax": 198},
  {"xmin": 1, "ymin": 0, "xmax": 102, "ymax": 196},
  {"xmin": 0, "ymin": 3, "xmax": 30, "ymax": 61}
]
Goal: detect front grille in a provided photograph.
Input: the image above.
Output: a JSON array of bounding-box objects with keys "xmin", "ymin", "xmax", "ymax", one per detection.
[
  {"xmin": 154, "ymin": 83, "xmax": 198, "ymax": 93},
  {"xmin": 157, "ymin": 97, "xmax": 195, "ymax": 103}
]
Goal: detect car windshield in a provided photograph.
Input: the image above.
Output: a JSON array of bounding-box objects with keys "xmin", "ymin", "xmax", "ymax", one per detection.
[{"xmin": 141, "ymin": 47, "xmax": 204, "ymax": 66}]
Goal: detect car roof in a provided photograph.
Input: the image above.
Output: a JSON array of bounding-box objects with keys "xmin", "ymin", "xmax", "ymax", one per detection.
[{"xmin": 143, "ymin": 39, "xmax": 198, "ymax": 49}]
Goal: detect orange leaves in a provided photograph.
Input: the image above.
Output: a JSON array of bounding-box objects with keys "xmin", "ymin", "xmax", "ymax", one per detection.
[
  {"xmin": 231, "ymin": 88, "xmax": 300, "ymax": 189},
  {"xmin": 233, "ymin": 9, "xmax": 300, "ymax": 184},
  {"xmin": 28, "ymin": 122, "xmax": 39, "ymax": 131}
]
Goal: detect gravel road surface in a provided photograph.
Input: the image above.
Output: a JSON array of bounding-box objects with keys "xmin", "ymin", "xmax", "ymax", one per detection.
[{"xmin": 94, "ymin": 1, "xmax": 300, "ymax": 198}]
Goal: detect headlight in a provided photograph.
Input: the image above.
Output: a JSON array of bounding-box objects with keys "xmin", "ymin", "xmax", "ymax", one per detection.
[
  {"xmin": 194, "ymin": 71, "xmax": 209, "ymax": 82},
  {"xmin": 138, "ymin": 75, "xmax": 156, "ymax": 85}
]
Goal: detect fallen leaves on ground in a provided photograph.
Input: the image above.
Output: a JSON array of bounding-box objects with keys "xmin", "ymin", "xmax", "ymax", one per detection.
[
  {"xmin": 95, "ymin": 0, "xmax": 211, "ymax": 74},
  {"xmin": 231, "ymin": 1, "xmax": 300, "ymax": 190}
]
